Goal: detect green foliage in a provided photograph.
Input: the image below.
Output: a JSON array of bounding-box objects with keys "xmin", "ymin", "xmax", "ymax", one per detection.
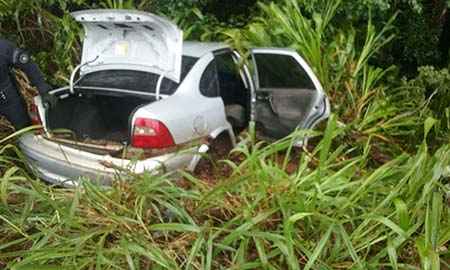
[
  {"xmin": 157, "ymin": 1, "xmax": 219, "ymax": 41},
  {"xmin": 303, "ymin": 0, "xmax": 442, "ymax": 75},
  {"xmin": 252, "ymin": 0, "xmax": 342, "ymax": 89},
  {"xmin": 0, "ymin": 121, "xmax": 449, "ymax": 268},
  {"xmin": 99, "ymin": 0, "xmax": 136, "ymax": 9},
  {"xmin": 404, "ymin": 66, "xmax": 450, "ymax": 129},
  {"xmin": 221, "ymin": 0, "xmax": 440, "ymax": 156},
  {"xmin": 386, "ymin": 4, "xmax": 442, "ymax": 74},
  {"xmin": 151, "ymin": 0, "xmax": 257, "ymax": 40}
]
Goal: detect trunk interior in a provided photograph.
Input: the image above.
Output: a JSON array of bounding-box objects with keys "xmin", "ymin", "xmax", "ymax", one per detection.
[{"xmin": 46, "ymin": 91, "xmax": 154, "ymax": 143}]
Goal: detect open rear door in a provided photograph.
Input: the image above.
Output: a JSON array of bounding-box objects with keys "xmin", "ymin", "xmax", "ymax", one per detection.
[{"xmin": 250, "ymin": 48, "xmax": 330, "ymax": 140}]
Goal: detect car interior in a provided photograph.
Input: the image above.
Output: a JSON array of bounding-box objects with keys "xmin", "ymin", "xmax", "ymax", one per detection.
[
  {"xmin": 47, "ymin": 91, "xmax": 153, "ymax": 142},
  {"xmin": 215, "ymin": 52, "xmax": 250, "ymax": 130}
]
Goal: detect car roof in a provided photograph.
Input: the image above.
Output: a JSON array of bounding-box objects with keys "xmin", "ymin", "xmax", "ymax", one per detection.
[{"xmin": 183, "ymin": 41, "xmax": 229, "ymax": 58}]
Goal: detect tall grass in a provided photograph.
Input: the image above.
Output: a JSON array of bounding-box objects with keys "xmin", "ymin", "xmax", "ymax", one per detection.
[
  {"xmin": 0, "ymin": 117, "xmax": 449, "ymax": 269},
  {"xmin": 220, "ymin": 0, "xmax": 446, "ymax": 158}
]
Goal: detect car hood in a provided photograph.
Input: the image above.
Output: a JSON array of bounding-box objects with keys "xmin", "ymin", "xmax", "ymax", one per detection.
[{"xmin": 71, "ymin": 9, "xmax": 183, "ymax": 82}]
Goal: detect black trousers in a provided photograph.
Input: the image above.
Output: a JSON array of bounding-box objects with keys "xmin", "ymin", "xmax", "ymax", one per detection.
[{"xmin": 0, "ymin": 79, "xmax": 31, "ymax": 130}]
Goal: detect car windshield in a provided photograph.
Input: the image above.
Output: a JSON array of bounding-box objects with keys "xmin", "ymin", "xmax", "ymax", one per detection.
[{"xmin": 78, "ymin": 56, "xmax": 198, "ymax": 95}]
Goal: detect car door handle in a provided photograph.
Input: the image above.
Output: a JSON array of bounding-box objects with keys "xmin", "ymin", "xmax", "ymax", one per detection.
[
  {"xmin": 268, "ymin": 94, "xmax": 279, "ymax": 116},
  {"xmin": 257, "ymin": 93, "xmax": 278, "ymax": 115}
]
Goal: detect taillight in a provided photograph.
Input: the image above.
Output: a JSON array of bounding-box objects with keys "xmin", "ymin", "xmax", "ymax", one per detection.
[
  {"xmin": 29, "ymin": 103, "xmax": 42, "ymax": 125},
  {"xmin": 131, "ymin": 118, "xmax": 175, "ymax": 149}
]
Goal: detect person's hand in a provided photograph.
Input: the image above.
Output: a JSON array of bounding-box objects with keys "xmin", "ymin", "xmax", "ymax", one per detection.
[{"xmin": 41, "ymin": 93, "xmax": 58, "ymax": 109}]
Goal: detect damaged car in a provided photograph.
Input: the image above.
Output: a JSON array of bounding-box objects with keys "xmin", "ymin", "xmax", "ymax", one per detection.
[{"xmin": 18, "ymin": 9, "xmax": 330, "ymax": 186}]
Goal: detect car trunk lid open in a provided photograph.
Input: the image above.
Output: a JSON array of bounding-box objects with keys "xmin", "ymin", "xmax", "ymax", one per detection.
[{"xmin": 71, "ymin": 9, "xmax": 183, "ymax": 83}]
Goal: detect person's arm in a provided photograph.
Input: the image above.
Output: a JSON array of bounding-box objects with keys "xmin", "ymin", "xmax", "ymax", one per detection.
[
  {"xmin": 0, "ymin": 39, "xmax": 56, "ymax": 107},
  {"xmin": 11, "ymin": 48, "xmax": 51, "ymax": 95}
]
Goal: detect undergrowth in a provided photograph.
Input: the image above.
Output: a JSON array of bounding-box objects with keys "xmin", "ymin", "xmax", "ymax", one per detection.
[{"xmin": 0, "ymin": 117, "xmax": 449, "ymax": 269}]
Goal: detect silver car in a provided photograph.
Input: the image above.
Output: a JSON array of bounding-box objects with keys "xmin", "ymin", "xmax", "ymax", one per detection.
[{"xmin": 19, "ymin": 9, "xmax": 330, "ymax": 186}]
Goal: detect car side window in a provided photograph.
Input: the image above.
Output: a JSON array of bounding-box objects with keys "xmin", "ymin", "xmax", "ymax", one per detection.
[
  {"xmin": 253, "ymin": 53, "xmax": 315, "ymax": 90},
  {"xmin": 160, "ymin": 56, "xmax": 199, "ymax": 95},
  {"xmin": 200, "ymin": 60, "xmax": 219, "ymax": 97}
]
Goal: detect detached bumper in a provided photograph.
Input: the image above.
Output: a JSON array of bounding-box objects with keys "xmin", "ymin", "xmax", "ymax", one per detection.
[{"xmin": 18, "ymin": 133, "xmax": 204, "ymax": 186}]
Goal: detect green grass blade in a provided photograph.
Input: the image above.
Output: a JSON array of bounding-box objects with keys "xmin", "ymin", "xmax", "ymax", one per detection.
[{"xmin": 304, "ymin": 224, "xmax": 334, "ymax": 270}]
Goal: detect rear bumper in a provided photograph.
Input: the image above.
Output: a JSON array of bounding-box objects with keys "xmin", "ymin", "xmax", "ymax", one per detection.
[{"xmin": 18, "ymin": 133, "xmax": 204, "ymax": 186}]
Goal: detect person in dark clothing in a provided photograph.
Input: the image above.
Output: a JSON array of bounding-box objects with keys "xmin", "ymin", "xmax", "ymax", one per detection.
[{"xmin": 0, "ymin": 38, "xmax": 56, "ymax": 130}]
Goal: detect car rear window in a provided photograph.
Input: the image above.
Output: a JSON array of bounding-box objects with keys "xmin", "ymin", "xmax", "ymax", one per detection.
[{"xmin": 78, "ymin": 56, "xmax": 198, "ymax": 95}]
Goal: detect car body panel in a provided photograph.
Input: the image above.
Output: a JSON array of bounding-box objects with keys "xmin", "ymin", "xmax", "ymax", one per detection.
[
  {"xmin": 132, "ymin": 52, "xmax": 233, "ymax": 145},
  {"xmin": 19, "ymin": 133, "xmax": 206, "ymax": 186},
  {"xmin": 72, "ymin": 9, "xmax": 183, "ymax": 82}
]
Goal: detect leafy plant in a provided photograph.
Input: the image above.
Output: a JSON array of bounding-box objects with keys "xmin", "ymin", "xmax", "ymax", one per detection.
[
  {"xmin": 403, "ymin": 66, "xmax": 450, "ymax": 132},
  {"xmin": 0, "ymin": 118, "xmax": 449, "ymax": 268}
]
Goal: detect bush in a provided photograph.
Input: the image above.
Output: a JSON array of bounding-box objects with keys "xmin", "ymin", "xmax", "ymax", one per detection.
[
  {"xmin": 336, "ymin": 0, "xmax": 443, "ymax": 76},
  {"xmin": 402, "ymin": 66, "xmax": 450, "ymax": 134}
]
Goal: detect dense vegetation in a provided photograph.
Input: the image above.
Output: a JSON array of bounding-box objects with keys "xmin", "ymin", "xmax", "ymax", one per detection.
[{"xmin": 0, "ymin": 0, "xmax": 449, "ymax": 269}]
